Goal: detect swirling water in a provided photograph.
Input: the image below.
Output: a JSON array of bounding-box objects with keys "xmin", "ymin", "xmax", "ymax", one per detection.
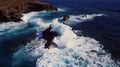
[{"xmin": 0, "ymin": 0, "xmax": 120, "ymax": 67}]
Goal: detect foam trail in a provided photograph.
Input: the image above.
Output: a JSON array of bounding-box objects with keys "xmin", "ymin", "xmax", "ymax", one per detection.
[
  {"xmin": 21, "ymin": 11, "xmax": 51, "ymax": 22},
  {"xmin": 21, "ymin": 12, "xmax": 40, "ymax": 22},
  {"xmin": 0, "ymin": 21, "xmax": 27, "ymax": 36},
  {"xmin": 12, "ymin": 18, "xmax": 119, "ymax": 67},
  {"xmin": 51, "ymin": 19, "xmax": 77, "ymax": 48},
  {"xmin": 62, "ymin": 14, "xmax": 105, "ymax": 25},
  {"xmin": 12, "ymin": 39, "xmax": 46, "ymax": 66},
  {"xmin": 57, "ymin": 7, "xmax": 68, "ymax": 12},
  {"xmin": 0, "ymin": 21, "xmax": 24, "ymax": 31}
]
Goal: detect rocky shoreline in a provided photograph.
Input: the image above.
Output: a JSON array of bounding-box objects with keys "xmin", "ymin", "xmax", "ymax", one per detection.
[{"xmin": 0, "ymin": 0, "xmax": 57, "ymax": 22}]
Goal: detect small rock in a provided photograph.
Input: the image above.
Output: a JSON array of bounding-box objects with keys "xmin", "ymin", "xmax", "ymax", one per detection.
[{"xmin": 62, "ymin": 15, "xmax": 70, "ymax": 21}]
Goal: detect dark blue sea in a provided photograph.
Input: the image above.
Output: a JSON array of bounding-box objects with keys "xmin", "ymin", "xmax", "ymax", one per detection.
[
  {"xmin": 0, "ymin": 0, "xmax": 120, "ymax": 67},
  {"xmin": 40, "ymin": 0, "xmax": 120, "ymax": 58}
]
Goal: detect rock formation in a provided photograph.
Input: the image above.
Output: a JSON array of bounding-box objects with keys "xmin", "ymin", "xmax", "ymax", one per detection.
[
  {"xmin": 62, "ymin": 15, "xmax": 70, "ymax": 21},
  {"xmin": 0, "ymin": 0, "xmax": 56, "ymax": 22},
  {"xmin": 42, "ymin": 25, "xmax": 58, "ymax": 48}
]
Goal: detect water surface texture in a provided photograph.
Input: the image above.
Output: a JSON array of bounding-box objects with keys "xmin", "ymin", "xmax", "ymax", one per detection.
[{"xmin": 0, "ymin": 0, "xmax": 120, "ymax": 67}]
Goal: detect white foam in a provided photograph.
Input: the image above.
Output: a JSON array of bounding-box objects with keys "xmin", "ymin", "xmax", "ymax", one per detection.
[
  {"xmin": 57, "ymin": 8, "xmax": 68, "ymax": 12},
  {"xmin": 12, "ymin": 18, "xmax": 119, "ymax": 67},
  {"xmin": 5, "ymin": 11, "xmax": 117, "ymax": 67},
  {"xmin": 0, "ymin": 21, "xmax": 27, "ymax": 35},
  {"xmin": 21, "ymin": 12, "xmax": 39, "ymax": 22},
  {"xmin": 51, "ymin": 19, "xmax": 77, "ymax": 48},
  {"xmin": 12, "ymin": 39, "xmax": 46, "ymax": 66},
  {"xmin": 21, "ymin": 11, "xmax": 47, "ymax": 22},
  {"xmin": 37, "ymin": 19, "xmax": 118, "ymax": 67},
  {"xmin": 79, "ymin": 14, "xmax": 104, "ymax": 21},
  {"xmin": 63, "ymin": 14, "xmax": 105, "ymax": 25},
  {"xmin": 0, "ymin": 21, "xmax": 24, "ymax": 30},
  {"xmin": 0, "ymin": 12, "xmax": 43, "ymax": 34}
]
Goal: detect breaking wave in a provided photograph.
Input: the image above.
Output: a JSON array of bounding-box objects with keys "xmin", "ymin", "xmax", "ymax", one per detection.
[
  {"xmin": 69, "ymin": 14, "xmax": 104, "ymax": 22},
  {"xmin": 57, "ymin": 7, "xmax": 69, "ymax": 12},
  {"xmin": 11, "ymin": 12, "xmax": 119, "ymax": 67},
  {"xmin": 59, "ymin": 14, "xmax": 105, "ymax": 25}
]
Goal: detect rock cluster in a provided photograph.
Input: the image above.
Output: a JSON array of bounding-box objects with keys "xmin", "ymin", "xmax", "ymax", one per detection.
[{"xmin": 0, "ymin": 0, "xmax": 56, "ymax": 22}]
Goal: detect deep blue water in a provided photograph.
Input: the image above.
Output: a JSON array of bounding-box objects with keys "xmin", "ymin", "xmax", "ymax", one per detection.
[
  {"xmin": 40, "ymin": 0, "xmax": 120, "ymax": 59},
  {"xmin": 0, "ymin": 0, "xmax": 120, "ymax": 67}
]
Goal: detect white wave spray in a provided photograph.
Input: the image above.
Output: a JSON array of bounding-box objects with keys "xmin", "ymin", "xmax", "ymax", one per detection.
[
  {"xmin": 12, "ymin": 17, "xmax": 119, "ymax": 67},
  {"xmin": 59, "ymin": 14, "xmax": 105, "ymax": 25}
]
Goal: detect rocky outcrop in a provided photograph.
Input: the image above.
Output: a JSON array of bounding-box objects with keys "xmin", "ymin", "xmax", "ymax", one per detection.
[
  {"xmin": 42, "ymin": 25, "xmax": 58, "ymax": 48},
  {"xmin": 62, "ymin": 15, "xmax": 70, "ymax": 21},
  {"xmin": 0, "ymin": 0, "xmax": 56, "ymax": 22}
]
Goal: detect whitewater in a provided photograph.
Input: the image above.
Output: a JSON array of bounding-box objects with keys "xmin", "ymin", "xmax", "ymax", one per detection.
[{"xmin": 0, "ymin": 10, "xmax": 119, "ymax": 67}]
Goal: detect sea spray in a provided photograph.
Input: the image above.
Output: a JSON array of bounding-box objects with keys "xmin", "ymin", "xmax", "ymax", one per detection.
[{"xmin": 11, "ymin": 18, "xmax": 119, "ymax": 67}]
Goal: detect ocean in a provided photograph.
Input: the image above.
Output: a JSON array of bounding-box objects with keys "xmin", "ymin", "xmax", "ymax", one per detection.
[{"xmin": 0, "ymin": 0, "xmax": 120, "ymax": 67}]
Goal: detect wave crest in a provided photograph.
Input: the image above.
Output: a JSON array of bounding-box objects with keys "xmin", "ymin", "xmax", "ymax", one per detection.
[{"xmin": 12, "ymin": 19, "xmax": 119, "ymax": 67}]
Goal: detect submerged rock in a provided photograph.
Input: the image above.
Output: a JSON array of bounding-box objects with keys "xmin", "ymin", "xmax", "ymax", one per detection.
[{"xmin": 0, "ymin": 0, "xmax": 56, "ymax": 22}]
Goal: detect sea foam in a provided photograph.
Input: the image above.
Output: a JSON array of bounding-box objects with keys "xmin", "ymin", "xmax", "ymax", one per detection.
[
  {"xmin": 36, "ymin": 19, "xmax": 118, "ymax": 67},
  {"xmin": 62, "ymin": 14, "xmax": 105, "ymax": 25},
  {"xmin": 12, "ymin": 17, "xmax": 119, "ymax": 67}
]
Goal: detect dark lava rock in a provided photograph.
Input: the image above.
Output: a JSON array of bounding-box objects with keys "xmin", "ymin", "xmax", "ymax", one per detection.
[
  {"xmin": 42, "ymin": 25, "xmax": 58, "ymax": 48},
  {"xmin": 0, "ymin": 0, "xmax": 57, "ymax": 22},
  {"xmin": 62, "ymin": 15, "xmax": 70, "ymax": 21}
]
